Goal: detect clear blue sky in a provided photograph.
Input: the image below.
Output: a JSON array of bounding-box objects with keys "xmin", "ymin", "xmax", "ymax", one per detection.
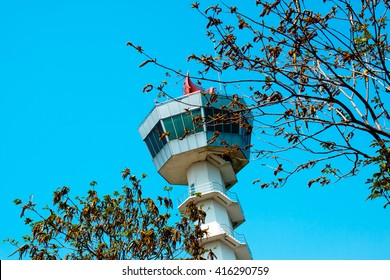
[{"xmin": 1, "ymin": 0, "xmax": 389, "ymax": 260}]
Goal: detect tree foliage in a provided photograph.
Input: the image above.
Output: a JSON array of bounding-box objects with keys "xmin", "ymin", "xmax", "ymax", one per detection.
[
  {"xmin": 128, "ymin": 0, "xmax": 390, "ymax": 207},
  {"xmin": 6, "ymin": 169, "xmax": 214, "ymax": 260}
]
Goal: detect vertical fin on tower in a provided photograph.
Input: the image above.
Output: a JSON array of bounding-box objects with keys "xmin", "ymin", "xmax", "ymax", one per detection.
[{"xmin": 183, "ymin": 71, "xmax": 203, "ymax": 95}]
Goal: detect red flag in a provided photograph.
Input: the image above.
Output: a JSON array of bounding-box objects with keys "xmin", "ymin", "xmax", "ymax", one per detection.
[{"xmin": 183, "ymin": 72, "xmax": 203, "ymax": 95}]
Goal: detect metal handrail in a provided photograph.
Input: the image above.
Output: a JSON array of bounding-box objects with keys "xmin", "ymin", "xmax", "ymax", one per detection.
[
  {"xmin": 177, "ymin": 181, "xmax": 241, "ymax": 206},
  {"xmin": 219, "ymin": 224, "xmax": 253, "ymax": 258},
  {"xmin": 219, "ymin": 224, "xmax": 248, "ymax": 245}
]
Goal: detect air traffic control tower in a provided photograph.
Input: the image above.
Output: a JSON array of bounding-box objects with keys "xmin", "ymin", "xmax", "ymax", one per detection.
[{"xmin": 138, "ymin": 75, "xmax": 252, "ymax": 260}]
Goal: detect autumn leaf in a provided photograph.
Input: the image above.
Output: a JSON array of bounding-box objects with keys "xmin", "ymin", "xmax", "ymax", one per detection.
[
  {"xmin": 191, "ymin": 2, "xmax": 199, "ymax": 9},
  {"xmin": 159, "ymin": 131, "xmax": 170, "ymax": 141},
  {"xmin": 139, "ymin": 59, "xmax": 156, "ymax": 68},
  {"xmin": 142, "ymin": 84, "xmax": 153, "ymax": 93}
]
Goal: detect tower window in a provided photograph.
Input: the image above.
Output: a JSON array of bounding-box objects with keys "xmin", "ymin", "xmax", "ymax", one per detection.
[
  {"xmin": 205, "ymin": 107, "xmax": 240, "ymax": 134},
  {"xmin": 162, "ymin": 109, "xmax": 202, "ymax": 140},
  {"xmin": 144, "ymin": 121, "xmax": 167, "ymax": 157}
]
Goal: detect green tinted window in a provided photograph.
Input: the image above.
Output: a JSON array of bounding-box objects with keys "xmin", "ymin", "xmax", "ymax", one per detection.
[
  {"xmin": 182, "ymin": 113, "xmax": 193, "ymax": 134},
  {"xmin": 205, "ymin": 107, "xmax": 242, "ymax": 135},
  {"xmin": 192, "ymin": 109, "xmax": 203, "ymax": 133},
  {"xmin": 162, "ymin": 109, "xmax": 203, "ymax": 140},
  {"xmin": 163, "ymin": 118, "xmax": 176, "ymax": 140},
  {"xmin": 204, "ymin": 108, "xmax": 214, "ymax": 132},
  {"xmin": 144, "ymin": 122, "xmax": 167, "ymax": 157},
  {"xmin": 172, "ymin": 114, "xmax": 184, "ymax": 139},
  {"xmin": 145, "ymin": 136, "xmax": 157, "ymax": 157},
  {"xmin": 232, "ymin": 122, "xmax": 239, "ymax": 134}
]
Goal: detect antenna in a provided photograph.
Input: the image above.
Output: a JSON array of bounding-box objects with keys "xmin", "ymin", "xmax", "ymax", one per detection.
[{"xmin": 214, "ymin": 42, "xmax": 223, "ymax": 93}]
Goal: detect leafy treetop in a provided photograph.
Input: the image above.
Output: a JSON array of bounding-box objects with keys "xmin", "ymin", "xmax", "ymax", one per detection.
[
  {"xmin": 128, "ymin": 0, "xmax": 390, "ymax": 207},
  {"xmin": 6, "ymin": 169, "xmax": 215, "ymax": 260}
]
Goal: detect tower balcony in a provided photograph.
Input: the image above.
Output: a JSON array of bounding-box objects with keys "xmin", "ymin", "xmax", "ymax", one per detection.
[
  {"xmin": 178, "ymin": 182, "xmax": 245, "ymax": 228},
  {"xmin": 201, "ymin": 223, "xmax": 252, "ymax": 260}
]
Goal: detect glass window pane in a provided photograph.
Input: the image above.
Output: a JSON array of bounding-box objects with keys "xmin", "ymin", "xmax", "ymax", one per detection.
[
  {"xmin": 192, "ymin": 109, "xmax": 203, "ymax": 133},
  {"xmin": 156, "ymin": 122, "xmax": 167, "ymax": 145},
  {"xmin": 223, "ymin": 122, "xmax": 231, "ymax": 133},
  {"xmin": 153, "ymin": 131, "xmax": 162, "ymax": 150},
  {"xmin": 222, "ymin": 111, "xmax": 231, "ymax": 133},
  {"xmin": 204, "ymin": 107, "xmax": 214, "ymax": 132},
  {"xmin": 231, "ymin": 122, "xmax": 239, "ymax": 134},
  {"xmin": 182, "ymin": 113, "xmax": 194, "ymax": 133},
  {"xmin": 172, "ymin": 114, "xmax": 185, "ymax": 138},
  {"xmin": 145, "ymin": 136, "xmax": 156, "ymax": 157},
  {"xmin": 163, "ymin": 118, "xmax": 176, "ymax": 140},
  {"xmin": 215, "ymin": 123, "xmax": 222, "ymax": 133},
  {"xmin": 144, "ymin": 122, "xmax": 167, "ymax": 158},
  {"xmin": 213, "ymin": 108, "xmax": 223, "ymax": 133},
  {"xmin": 150, "ymin": 131, "xmax": 158, "ymax": 152}
]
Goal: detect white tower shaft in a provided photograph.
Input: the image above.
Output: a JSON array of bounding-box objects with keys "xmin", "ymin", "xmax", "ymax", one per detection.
[{"xmin": 184, "ymin": 156, "xmax": 251, "ymax": 260}]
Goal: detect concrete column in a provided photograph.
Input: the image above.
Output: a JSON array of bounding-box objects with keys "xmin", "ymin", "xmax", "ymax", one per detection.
[{"xmin": 186, "ymin": 160, "xmax": 237, "ymax": 260}]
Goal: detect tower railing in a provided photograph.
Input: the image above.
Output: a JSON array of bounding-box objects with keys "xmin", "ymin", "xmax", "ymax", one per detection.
[
  {"xmin": 177, "ymin": 181, "xmax": 243, "ymax": 209},
  {"xmin": 218, "ymin": 224, "xmax": 253, "ymax": 259},
  {"xmin": 219, "ymin": 224, "xmax": 248, "ymax": 245}
]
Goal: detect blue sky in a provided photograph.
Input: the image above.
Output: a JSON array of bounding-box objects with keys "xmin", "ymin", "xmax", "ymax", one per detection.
[{"xmin": 1, "ymin": 0, "xmax": 389, "ymax": 260}]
